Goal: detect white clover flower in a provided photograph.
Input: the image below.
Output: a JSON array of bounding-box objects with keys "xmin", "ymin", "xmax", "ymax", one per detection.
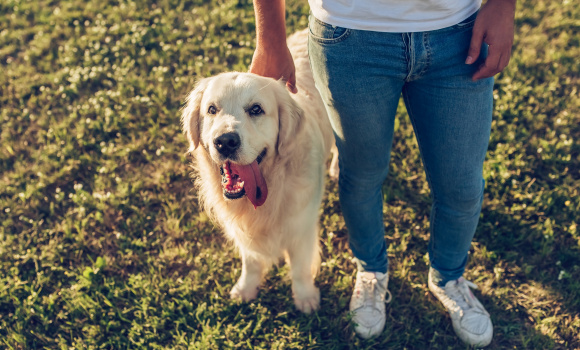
[
  {"xmin": 558, "ymin": 270, "xmax": 565, "ymax": 280},
  {"xmin": 55, "ymin": 187, "xmax": 61, "ymax": 193},
  {"xmin": 4, "ymin": 208, "xmax": 10, "ymax": 213}
]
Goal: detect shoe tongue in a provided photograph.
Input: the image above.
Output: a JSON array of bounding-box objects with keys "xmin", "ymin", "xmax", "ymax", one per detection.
[{"xmin": 230, "ymin": 160, "xmax": 268, "ymax": 209}]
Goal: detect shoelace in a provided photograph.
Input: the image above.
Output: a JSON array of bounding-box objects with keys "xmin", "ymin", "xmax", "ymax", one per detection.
[
  {"xmin": 444, "ymin": 278, "xmax": 489, "ymax": 317},
  {"xmin": 360, "ymin": 275, "xmax": 392, "ymax": 308}
]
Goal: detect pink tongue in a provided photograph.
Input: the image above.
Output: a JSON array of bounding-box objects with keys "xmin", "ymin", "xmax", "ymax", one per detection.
[{"xmin": 230, "ymin": 160, "xmax": 268, "ymax": 208}]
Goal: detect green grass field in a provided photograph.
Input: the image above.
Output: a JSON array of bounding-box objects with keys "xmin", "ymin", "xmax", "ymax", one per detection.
[{"xmin": 1, "ymin": 0, "xmax": 579, "ymax": 348}]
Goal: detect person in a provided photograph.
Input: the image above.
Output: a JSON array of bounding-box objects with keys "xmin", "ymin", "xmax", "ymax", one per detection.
[{"xmin": 250, "ymin": 0, "xmax": 515, "ymax": 346}]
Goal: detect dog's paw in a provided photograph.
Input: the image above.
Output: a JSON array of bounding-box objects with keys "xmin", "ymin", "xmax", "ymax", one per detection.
[
  {"xmin": 230, "ymin": 283, "xmax": 259, "ymax": 302},
  {"xmin": 293, "ymin": 286, "xmax": 320, "ymax": 314}
]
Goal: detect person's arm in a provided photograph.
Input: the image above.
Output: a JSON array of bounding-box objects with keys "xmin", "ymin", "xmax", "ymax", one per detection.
[
  {"xmin": 467, "ymin": 0, "xmax": 516, "ymax": 81},
  {"xmin": 249, "ymin": 0, "xmax": 298, "ymax": 93}
]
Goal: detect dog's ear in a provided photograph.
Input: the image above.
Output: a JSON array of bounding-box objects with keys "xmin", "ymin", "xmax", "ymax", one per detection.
[
  {"xmin": 181, "ymin": 78, "xmax": 210, "ymax": 152},
  {"xmin": 276, "ymin": 82, "xmax": 304, "ymax": 158}
]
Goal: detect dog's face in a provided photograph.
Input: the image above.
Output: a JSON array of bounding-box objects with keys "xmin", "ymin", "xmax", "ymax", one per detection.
[
  {"xmin": 182, "ymin": 72, "xmax": 303, "ymax": 207},
  {"xmin": 197, "ymin": 73, "xmax": 279, "ymax": 165}
]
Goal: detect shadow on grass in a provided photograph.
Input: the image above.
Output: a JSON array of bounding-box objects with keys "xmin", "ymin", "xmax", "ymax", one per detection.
[{"xmin": 476, "ymin": 206, "xmax": 580, "ymax": 348}]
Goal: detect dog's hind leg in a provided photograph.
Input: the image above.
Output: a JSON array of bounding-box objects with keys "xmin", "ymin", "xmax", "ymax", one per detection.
[
  {"xmin": 230, "ymin": 251, "xmax": 265, "ymax": 302},
  {"xmin": 288, "ymin": 229, "xmax": 321, "ymax": 314}
]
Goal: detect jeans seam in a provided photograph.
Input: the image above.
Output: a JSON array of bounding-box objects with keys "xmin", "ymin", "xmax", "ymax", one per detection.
[
  {"xmin": 419, "ymin": 33, "xmax": 431, "ymax": 78},
  {"xmin": 403, "ymin": 33, "xmax": 411, "ymax": 81}
]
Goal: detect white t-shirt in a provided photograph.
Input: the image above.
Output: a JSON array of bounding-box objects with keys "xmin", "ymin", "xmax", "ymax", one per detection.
[{"xmin": 308, "ymin": 0, "xmax": 481, "ymax": 32}]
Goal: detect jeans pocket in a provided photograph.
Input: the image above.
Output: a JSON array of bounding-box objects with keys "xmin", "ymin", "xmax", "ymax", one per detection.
[{"xmin": 309, "ymin": 15, "xmax": 351, "ymax": 44}]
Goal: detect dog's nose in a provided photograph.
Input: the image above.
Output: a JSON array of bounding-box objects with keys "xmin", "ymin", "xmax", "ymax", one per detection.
[{"xmin": 214, "ymin": 132, "xmax": 241, "ymax": 156}]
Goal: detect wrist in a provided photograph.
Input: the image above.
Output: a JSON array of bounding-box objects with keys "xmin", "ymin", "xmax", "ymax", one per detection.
[{"xmin": 256, "ymin": 38, "xmax": 288, "ymax": 51}]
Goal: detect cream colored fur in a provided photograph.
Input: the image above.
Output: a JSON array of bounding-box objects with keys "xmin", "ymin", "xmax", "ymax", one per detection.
[{"xmin": 181, "ymin": 29, "xmax": 337, "ymax": 313}]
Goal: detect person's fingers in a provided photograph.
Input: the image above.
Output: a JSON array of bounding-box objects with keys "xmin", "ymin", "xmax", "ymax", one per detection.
[
  {"xmin": 286, "ymin": 81, "xmax": 298, "ymax": 94},
  {"xmin": 466, "ymin": 24, "xmax": 484, "ymax": 64},
  {"xmin": 472, "ymin": 46, "xmax": 502, "ymax": 81},
  {"xmin": 498, "ymin": 47, "xmax": 512, "ymax": 72},
  {"xmin": 286, "ymin": 71, "xmax": 298, "ymax": 94}
]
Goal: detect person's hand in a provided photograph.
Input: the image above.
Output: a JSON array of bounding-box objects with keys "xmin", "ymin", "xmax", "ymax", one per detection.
[
  {"xmin": 466, "ymin": 0, "xmax": 516, "ymax": 81},
  {"xmin": 250, "ymin": 44, "xmax": 298, "ymax": 94}
]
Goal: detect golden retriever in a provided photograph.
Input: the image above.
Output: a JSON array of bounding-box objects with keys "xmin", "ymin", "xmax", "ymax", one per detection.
[{"xmin": 181, "ymin": 29, "xmax": 336, "ymax": 313}]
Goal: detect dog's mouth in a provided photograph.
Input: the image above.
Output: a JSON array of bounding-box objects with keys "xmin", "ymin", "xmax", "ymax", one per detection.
[{"xmin": 220, "ymin": 149, "xmax": 268, "ymax": 208}]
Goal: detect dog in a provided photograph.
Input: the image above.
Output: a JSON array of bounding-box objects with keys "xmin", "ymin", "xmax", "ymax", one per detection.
[{"xmin": 181, "ymin": 29, "xmax": 337, "ymax": 313}]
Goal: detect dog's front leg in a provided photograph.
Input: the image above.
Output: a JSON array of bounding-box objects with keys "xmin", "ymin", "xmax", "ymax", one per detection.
[
  {"xmin": 288, "ymin": 235, "xmax": 321, "ymax": 314},
  {"xmin": 230, "ymin": 250, "xmax": 265, "ymax": 302}
]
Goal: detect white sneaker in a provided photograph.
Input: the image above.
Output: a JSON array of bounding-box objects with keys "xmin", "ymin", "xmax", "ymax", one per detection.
[
  {"xmin": 350, "ymin": 271, "xmax": 392, "ymax": 339},
  {"xmin": 428, "ymin": 270, "xmax": 493, "ymax": 347}
]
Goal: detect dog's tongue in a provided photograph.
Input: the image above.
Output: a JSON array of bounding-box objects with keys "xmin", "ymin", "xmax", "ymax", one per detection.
[{"xmin": 230, "ymin": 160, "xmax": 268, "ymax": 208}]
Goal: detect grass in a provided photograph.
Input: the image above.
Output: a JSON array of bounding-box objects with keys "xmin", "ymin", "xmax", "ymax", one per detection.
[{"xmin": 0, "ymin": 0, "xmax": 578, "ymax": 348}]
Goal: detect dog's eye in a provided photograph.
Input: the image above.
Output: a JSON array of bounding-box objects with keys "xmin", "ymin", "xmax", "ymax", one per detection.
[
  {"xmin": 248, "ymin": 104, "xmax": 263, "ymax": 116},
  {"xmin": 208, "ymin": 105, "xmax": 217, "ymax": 115}
]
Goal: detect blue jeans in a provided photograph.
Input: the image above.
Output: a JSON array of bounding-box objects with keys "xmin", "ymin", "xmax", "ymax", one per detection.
[{"xmin": 308, "ymin": 12, "xmax": 493, "ymax": 284}]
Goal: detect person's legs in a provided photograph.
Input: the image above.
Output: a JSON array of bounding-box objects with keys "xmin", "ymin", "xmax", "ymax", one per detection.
[
  {"xmin": 404, "ymin": 80, "xmax": 492, "ymax": 283},
  {"xmin": 308, "ymin": 15, "xmax": 407, "ymax": 339},
  {"xmin": 401, "ymin": 15, "xmax": 494, "ymax": 347},
  {"xmin": 402, "ymin": 21, "xmax": 493, "ymax": 285},
  {"xmin": 308, "ymin": 16, "xmax": 406, "ymax": 274}
]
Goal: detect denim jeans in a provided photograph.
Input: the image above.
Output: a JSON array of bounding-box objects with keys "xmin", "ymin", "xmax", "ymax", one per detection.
[{"xmin": 308, "ymin": 12, "xmax": 493, "ymax": 284}]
